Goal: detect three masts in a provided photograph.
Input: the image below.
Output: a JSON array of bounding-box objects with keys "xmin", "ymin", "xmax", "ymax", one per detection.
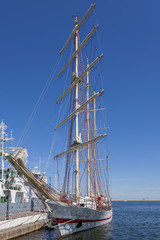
[{"xmin": 54, "ymin": 4, "xmax": 107, "ymax": 205}]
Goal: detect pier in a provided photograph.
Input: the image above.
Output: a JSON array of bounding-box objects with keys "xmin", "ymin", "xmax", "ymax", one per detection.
[{"xmin": 0, "ymin": 211, "xmax": 48, "ymax": 240}]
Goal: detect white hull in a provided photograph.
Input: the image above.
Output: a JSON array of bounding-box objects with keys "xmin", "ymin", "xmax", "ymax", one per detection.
[{"xmin": 46, "ymin": 200, "xmax": 112, "ymax": 237}]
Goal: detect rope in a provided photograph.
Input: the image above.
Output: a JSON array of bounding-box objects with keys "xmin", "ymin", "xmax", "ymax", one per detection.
[
  {"xmin": 58, "ymin": 218, "xmax": 76, "ymax": 226},
  {"xmin": 0, "ymin": 214, "xmax": 37, "ymax": 232},
  {"xmin": 16, "ymin": 54, "xmax": 61, "ymax": 147},
  {"xmin": 51, "ymin": 218, "xmax": 76, "ymax": 229}
]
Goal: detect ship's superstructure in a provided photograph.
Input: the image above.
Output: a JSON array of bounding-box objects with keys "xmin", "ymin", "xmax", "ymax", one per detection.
[{"xmin": 0, "ymin": 121, "xmax": 42, "ymax": 220}]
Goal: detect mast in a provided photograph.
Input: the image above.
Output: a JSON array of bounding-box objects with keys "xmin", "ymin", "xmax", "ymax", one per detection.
[
  {"xmin": 56, "ymin": 54, "xmax": 103, "ymax": 104},
  {"xmin": 74, "ymin": 17, "xmax": 79, "ymax": 203},
  {"xmin": 0, "ymin": 121, "xmax": 14, "ymax": 181},
  {"xmin": 86, "ymin": 58, "xmax": 90, "ymax": 198},
  {"xmin": 93, "ymin": 91, "xmax": 97, "ymax": 195},
  {"xmin": 55, "ymin": 90, "xmax": 104, "ymax": 130},
  {"xmin": 55, "ymin": 158, "xmax": 57, "ymax": 189},
  {"xmin": 54, "ymin": 4, "xmax": 106, "ymax": 202},
  {"xmin": 1, "ymin": 121, "xmax": 5, "ymax": 181},
  {"xmin": 59, "ymin": 4, "xmax": 95, "ymax": 55},
  {"xmin": 54, "ymin": 134, "xmax": 106, "ymax": 159}
]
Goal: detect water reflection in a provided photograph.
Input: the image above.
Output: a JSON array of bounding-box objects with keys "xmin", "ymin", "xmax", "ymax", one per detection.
[{"xmin": 15, "ymin": 222, "xmax": 113, "ymax": 240}]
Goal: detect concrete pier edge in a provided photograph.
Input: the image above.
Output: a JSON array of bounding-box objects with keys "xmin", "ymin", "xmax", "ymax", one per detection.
[{"xmin": 0, "ymin": 219, "xmax": 46, "ymax": 240}]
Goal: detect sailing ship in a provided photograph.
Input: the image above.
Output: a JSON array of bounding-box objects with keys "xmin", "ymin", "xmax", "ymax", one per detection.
[
  {"xmin": 5, "ymin": 4, "xmax": 112, "ymax": 237},
  {"xmin": 46, "ymin": 4, "xmax": 112, "ymax": 236}
]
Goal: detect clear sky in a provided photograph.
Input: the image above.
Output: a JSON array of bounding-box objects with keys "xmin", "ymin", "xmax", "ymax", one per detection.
[{"xmin": 0, "ymin": 0, "xmax": 160, "ymax": 200}]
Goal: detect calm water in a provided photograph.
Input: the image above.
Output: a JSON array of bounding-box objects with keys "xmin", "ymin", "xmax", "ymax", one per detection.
[{"xmin": 15, "ymin": 201, "xmax": 160, "ymax": 240}]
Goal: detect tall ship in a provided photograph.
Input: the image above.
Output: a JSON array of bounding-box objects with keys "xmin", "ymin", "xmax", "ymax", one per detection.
[{"xmin": 5, "ymin": 4, "xmax": 113, "ymax": 237}]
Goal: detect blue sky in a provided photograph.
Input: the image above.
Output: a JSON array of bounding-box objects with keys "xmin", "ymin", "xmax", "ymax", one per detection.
[{"xmin": 0, "ymin": 0, "xmax": 160, "ymax": 200}]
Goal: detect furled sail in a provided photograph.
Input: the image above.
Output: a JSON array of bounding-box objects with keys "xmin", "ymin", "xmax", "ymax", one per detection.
[{"xmin": 5, "ymin": 149, "xmax": 60, "ymax": 201}]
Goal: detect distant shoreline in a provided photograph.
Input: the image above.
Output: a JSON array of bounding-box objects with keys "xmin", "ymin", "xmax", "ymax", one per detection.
[{"xmin": 112, "ymin": 200, "xmax": 160, "ymax": 201}]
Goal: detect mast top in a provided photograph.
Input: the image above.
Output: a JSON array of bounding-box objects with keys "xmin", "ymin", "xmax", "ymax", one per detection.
[
  {"xmin": 0, "ymin": 121, "xmax": 8, "ymax": 140},
  {"xmin": 73, "ymin": 16, "xmax": 79, "ymax": 24},
  {"xmin": 0, "ymin": 120, "xmax": 6, "ymax": 131},
  {"xmin": 59, "ymin": 4, "xmax": 96, "ymax": 55},
  {"xmin": 0, "ymin": 121, "xmax": 14, "ymax": 142}
]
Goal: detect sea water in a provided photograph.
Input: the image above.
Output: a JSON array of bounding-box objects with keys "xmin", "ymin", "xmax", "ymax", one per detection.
[{"xmin": 15, "ymin": 201, "xmax": 160, "ymax": 240}]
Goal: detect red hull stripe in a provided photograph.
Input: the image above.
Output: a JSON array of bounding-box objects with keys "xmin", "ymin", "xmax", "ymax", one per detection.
[{"xmin": 56, "ymin": 214, "xmax": 113, "ymax": 224}]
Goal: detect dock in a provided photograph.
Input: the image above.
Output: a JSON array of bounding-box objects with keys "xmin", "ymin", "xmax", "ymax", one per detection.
[{"xmin": 0, "ymin": 213, "xmax": 48, "ymax": 240}]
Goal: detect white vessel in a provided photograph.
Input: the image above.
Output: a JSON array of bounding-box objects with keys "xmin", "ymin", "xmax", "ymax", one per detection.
[
  {"xmin": 0, "ymin": 121, "xmax": 41, "ymax": 220},
  {"xmin": 5, "ymin": 4, "xmax": 113, "ymax": 237},
  {"xmin": 45, "ymin": 4, "xmax": 112, "ymax": 236}
]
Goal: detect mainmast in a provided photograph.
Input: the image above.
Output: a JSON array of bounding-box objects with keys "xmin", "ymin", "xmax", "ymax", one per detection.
[
  {"xmin": 86, "ymin": 58, "xmax": 90, "ymax": 198},
  {"xmin": 74, "ymin": 16, "xmax": 80, "ymax": 204}
]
